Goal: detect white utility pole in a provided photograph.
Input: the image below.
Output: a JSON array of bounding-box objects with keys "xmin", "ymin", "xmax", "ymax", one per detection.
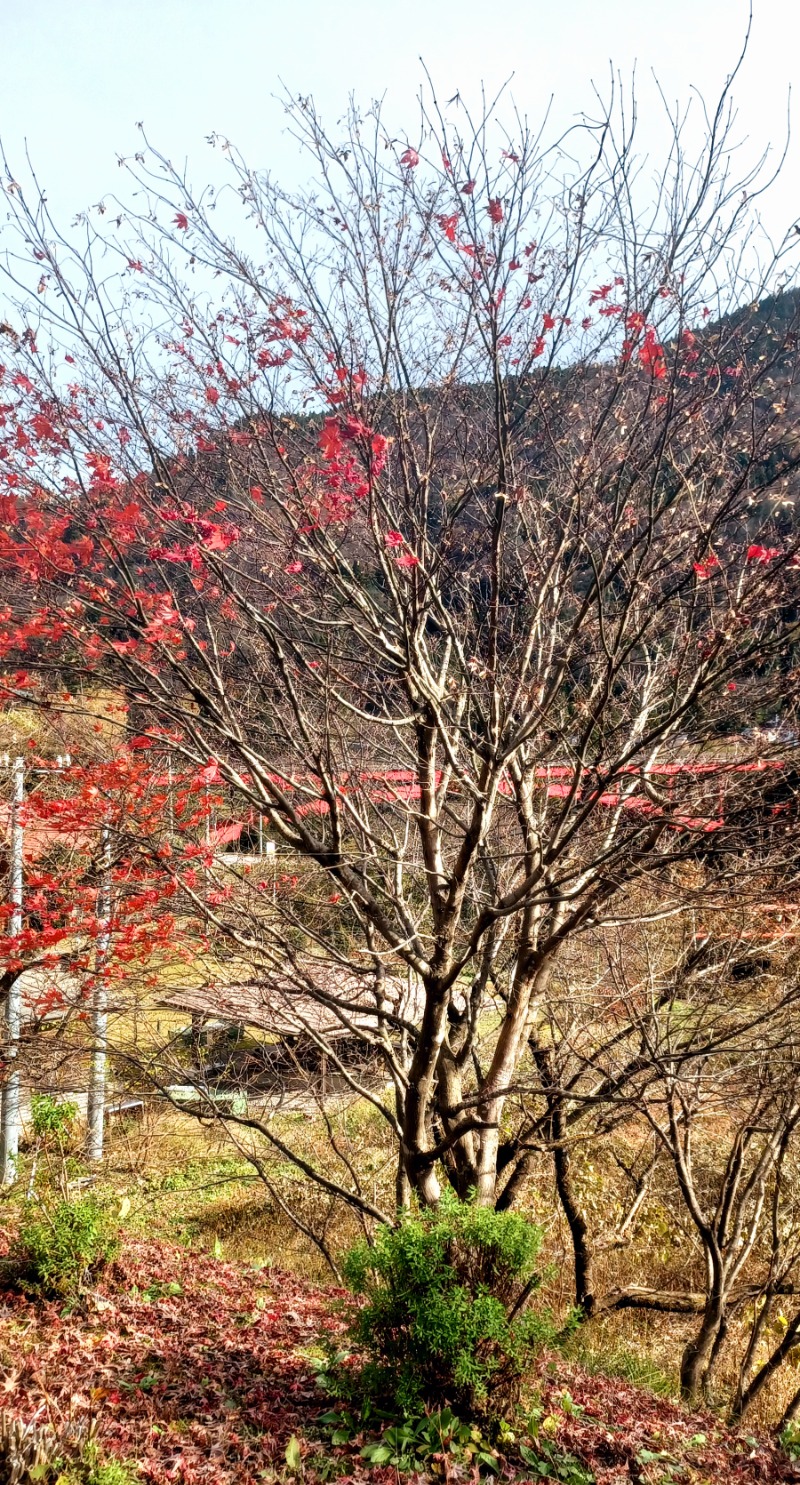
[
  {"xmin": 1, "ymin": 756, "xmax": 24, "ymax": 1187},
  {"xmin": 86, "ymin": 825, "xmax": 111, "ymax": 1162},
  {"xmin": 167, "ymin": 753, "xmax": 175, "ymax": 837}
]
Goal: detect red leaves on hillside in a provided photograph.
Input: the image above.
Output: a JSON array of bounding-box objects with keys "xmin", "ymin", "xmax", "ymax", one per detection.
[
  {"xmin": 0, "ymin": 1237, "xmax": 794, "ymax": 1485},
  {"xmin": 0, "ymin": 1239, "xmax": 340, "ymax": 1485},
  {"xmin": 536, "ymin": 1357, "xmax": 799, "ymax": 1485}
]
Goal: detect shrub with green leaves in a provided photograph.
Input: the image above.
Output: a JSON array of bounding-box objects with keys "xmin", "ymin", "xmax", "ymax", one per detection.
[
  {"xmin": 338, "ymin": 1193, "xmax": 553, "ymax": 1418},
  {"xmin": 14, "ymin": 1197, "xmax": 119, "ymax": 1300},
  {"xmin": 29, "ymin": 1094, "xmax": 78, "ymax": 1144},
  {"xmin": 781, "ymin": 1420, "xmax": 800, "ymax": 1462}
]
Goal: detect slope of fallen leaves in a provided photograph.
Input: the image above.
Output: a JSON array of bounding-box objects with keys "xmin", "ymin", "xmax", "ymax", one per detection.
[{"xmin": 0, "ymin": 1235, "xmax": 797, "ymax": 1485}]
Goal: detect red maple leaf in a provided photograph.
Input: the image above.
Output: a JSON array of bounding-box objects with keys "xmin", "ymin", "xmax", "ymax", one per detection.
[
  {"xmin": 318, "ymin": 419, "xmax": 343, "ymax": 460},
  {"xmin": 196, "ymin": 760, "xmax": 222, "ymax": 784}
]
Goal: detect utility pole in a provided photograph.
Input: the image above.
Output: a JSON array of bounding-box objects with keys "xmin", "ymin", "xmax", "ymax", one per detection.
[
  {"xmin": 1, "ymin": 756, "xmax": 24, "ymax": 1187},
  {"xmin": 167, "ymin": 752, "xmax": 175, "ymax": 837},
  {"xmin": 85, "ymin": 825, "xmax": 111, "ymax": 1162}
]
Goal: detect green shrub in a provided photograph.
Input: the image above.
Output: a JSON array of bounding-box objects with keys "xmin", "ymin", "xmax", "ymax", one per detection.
[
  {"xmin": 781, "ymin": 1419, "xmax": 800, "ymax": 1461},
  {"xmin": 336, "ymin": 1193, "xmax": 553, "ymax": 1418},
  {"xmin": 29, "ymin": 1094, "xmax": 78, "ymax": 1143},
  {"xmin": 14, "ymin": 1197, "xmax": 119, "ymax": 1300}
]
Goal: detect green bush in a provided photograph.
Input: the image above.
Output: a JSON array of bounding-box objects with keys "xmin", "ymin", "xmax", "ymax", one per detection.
[
  {"xmin": 781, "ymin": 1420, "xmax": 800, "ymax": 1461},
  {"xmin": 337, "ymin": 1193, "xmax": 553, "ymax": 1418},
  {"xmin": 29, "ymin": 1093, "xmax": 78, "ymax": 1143},
  {"xmin": 14, "ymin": 1197, "xmax": 119, "ymax": 1300}
]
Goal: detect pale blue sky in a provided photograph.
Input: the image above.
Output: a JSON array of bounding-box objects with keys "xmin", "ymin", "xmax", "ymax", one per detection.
[{"xmin": 0, "ymin": 0, "xmax": 797, "ymax": 239}]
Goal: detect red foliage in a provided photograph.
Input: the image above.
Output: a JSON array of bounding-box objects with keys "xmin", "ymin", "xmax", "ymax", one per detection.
[
  {"xmin": 0, "ymin": 1238, "xmax": 342, "ymax": 1485},
  {"xmin": 0, "ymin": 1237, "xmax": 794, "ymax": 1485}
]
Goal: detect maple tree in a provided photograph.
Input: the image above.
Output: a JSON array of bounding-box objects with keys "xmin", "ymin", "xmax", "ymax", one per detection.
[
  {"xmin": 0, "ymin": 744, "xmax": 188, "ymax": 1178},
  {"xmin": 1, "ymin": 70, "xmax": 800, "ymax": 1410}
]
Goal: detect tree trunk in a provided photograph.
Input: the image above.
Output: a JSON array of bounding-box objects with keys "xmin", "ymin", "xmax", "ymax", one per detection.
[
  {"xmin": 779, "ymin": 1382, "xmax": 800, "ymax": 1435},
  {"xmin": 532, "ymin": 1043, "xmax": 596, "ymax": 1314},
  {"xmin": 553, "ymin": 1133, "xmax": 595, "ymax": 1315},
  {"xmin": 86, "ymin": 826, "xmax": 111, "ymax": 1164},
  {"xmin": 680, "ymin": 1301, "xmax": 726, "ymax": 1402},
  {"xmin": 0, "ymin": 759, "xmax": 24, "ymax": 1189}
]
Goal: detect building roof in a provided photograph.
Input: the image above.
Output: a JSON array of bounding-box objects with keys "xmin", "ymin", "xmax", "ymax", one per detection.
[{"xmin": 160, "ymin": 960, "xmax": 424, "ymax": 1042}]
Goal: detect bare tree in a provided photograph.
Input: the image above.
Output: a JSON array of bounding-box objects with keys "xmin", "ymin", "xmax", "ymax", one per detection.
[{"xmin": 0, "ymin": 68, "xmax": 799, "ymax": 1247}]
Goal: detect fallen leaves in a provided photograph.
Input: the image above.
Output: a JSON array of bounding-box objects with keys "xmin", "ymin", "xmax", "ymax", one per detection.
[
  {"xmin": 0, "ymin": 1237, "xmax": 340, "ymax": 1485},
  {"xmin": 0, "ymin": 1235, "xmax": 796, "ymax": 1485}
]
